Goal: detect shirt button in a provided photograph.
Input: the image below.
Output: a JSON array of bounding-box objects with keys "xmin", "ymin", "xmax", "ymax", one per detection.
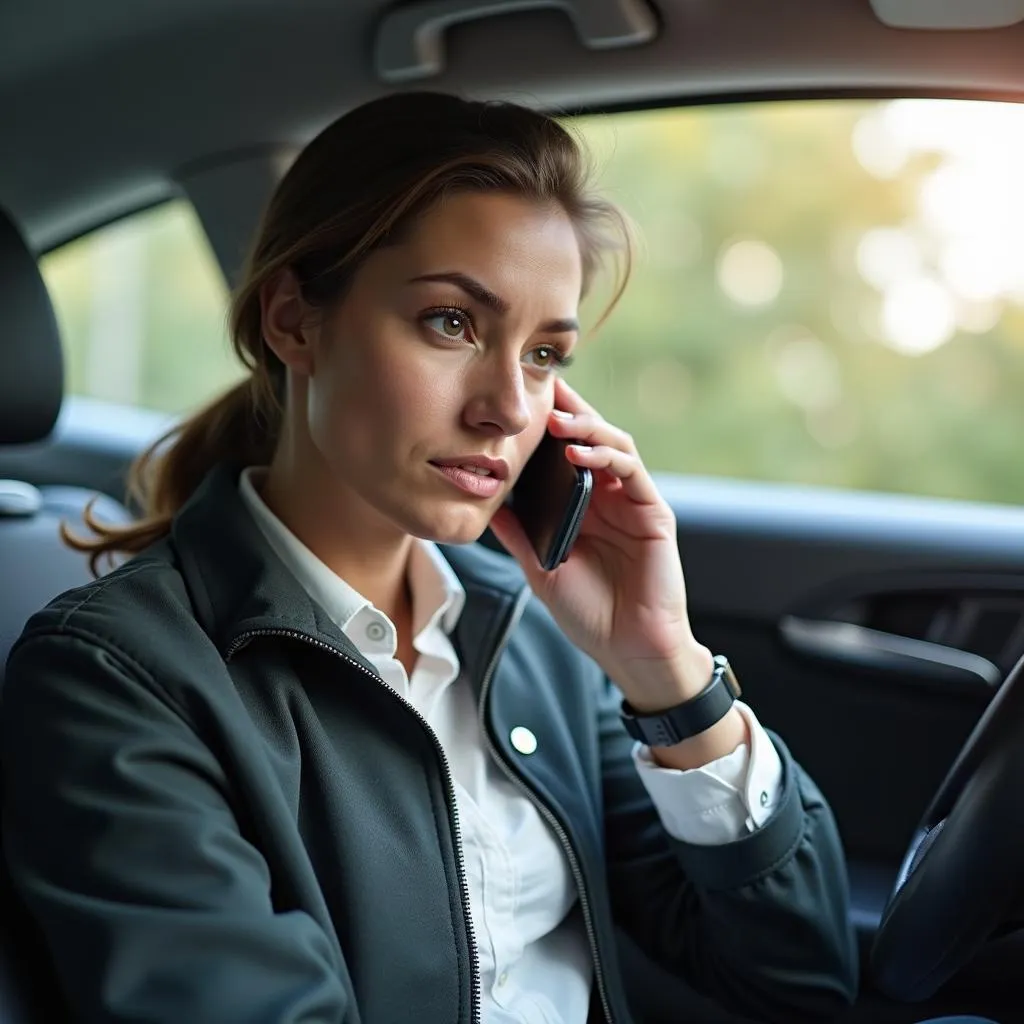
[
  {"xmin": 510, "ymin": 726, "xmax": 537, "ymax": 755},
  {"xmin": 497, "ymin": 971, "xmax": 509, "ymax": 987},
  {"xmin": 759, "ymin": 790, "xmax": 769, "ymax": 808},
  {"xmin": 365, "ymin": 621, "xmax": 387, "ymax": 643}
]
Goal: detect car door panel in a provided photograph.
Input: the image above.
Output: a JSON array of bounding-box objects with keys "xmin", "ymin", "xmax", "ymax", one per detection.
[{"xmin": 667, "ymin": 474, "xmax": 1024, "ymax": 1020}]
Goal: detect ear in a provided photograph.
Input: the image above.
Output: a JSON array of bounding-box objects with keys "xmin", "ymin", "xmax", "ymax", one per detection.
[{"xmin": 260, "ymin": 269, "xmax": 317, "ymax": 376}]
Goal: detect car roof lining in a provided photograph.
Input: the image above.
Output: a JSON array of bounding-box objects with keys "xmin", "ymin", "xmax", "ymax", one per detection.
[{"xmin": 3, "ymin": 0, "xmax": 1024, "ymax": 251}]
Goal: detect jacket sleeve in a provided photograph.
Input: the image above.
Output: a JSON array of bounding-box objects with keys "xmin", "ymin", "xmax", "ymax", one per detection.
[
  {"xmin": 598, "ymin": 673, "xmax": 859, "ymax": 1022},
  {"xmin": 1, "ymin": 629, "xmax": 349, "ymax": 1024}
]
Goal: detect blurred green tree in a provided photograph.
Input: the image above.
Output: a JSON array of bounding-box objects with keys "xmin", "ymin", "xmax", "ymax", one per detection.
[
  {"xmin": 569, "ymin": 101, "xmax": 1024, "ymax": 503},
  {"xmin": 41, "ymin": 99, "xmax": 1024, "ymax": 506}
]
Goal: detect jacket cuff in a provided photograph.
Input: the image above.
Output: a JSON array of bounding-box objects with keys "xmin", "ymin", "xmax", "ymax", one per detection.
[{"xmin": 667, "ymin": 732, "xmax": 804, "ymax": 891}]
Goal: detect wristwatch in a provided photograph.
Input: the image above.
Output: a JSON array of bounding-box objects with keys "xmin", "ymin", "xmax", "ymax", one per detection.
[{"xmin": 620, "ymin": 655, "xmax": 742, "ymax": 747}]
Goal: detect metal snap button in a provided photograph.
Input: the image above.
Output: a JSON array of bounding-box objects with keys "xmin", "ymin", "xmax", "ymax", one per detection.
[{"xmin": 510, "ymin": 726, "xmax": 537, "ymax": 755}]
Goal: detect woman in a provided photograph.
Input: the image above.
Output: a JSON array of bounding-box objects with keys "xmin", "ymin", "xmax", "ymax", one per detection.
[{"xmin": 2, "ymin": 92, "xmax": 858, "ymax": 1023}]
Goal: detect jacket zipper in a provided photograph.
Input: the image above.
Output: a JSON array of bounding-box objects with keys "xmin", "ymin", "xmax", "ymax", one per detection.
[
  {"xmin": 226, "ymin": 628, "xmax": 483, "ymax": 1024},
  {"xmin": 478, "ymin": 588, "xmax": 616, "ymax": 1024}
]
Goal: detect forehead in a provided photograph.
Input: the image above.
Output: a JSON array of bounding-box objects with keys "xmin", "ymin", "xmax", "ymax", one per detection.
[{"xmin": 396, "ymin": 192, "xmax": 584, "ymax": 310}]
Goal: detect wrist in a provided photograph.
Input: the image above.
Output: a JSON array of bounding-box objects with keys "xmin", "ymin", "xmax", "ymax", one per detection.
[
  {"xmin": 620, "ymin": 651, "xmax": 749, "ymax": 769},
  {"xmin": 620, "ymin": 642, "xmax": 715, "ymax": 714},
  {"xmin": 649, "ymin": 705, "xmax": 749, "ymax": 770}
]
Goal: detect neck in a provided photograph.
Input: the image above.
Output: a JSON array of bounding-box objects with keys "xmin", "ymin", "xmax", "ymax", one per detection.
[{"xmin": 259, "ymin": 460, "xmax": 415, "ymax": 626}]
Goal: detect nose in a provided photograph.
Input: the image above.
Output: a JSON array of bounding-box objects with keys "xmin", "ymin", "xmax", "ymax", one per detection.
[{"xmin": 463, "ymin": 353, "xmax": 531, "ymax": 438}]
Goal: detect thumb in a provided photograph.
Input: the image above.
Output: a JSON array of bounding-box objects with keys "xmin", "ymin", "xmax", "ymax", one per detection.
[{"xmin": 488, "ymin": 506, "xmax": 544, "ymax": 580}]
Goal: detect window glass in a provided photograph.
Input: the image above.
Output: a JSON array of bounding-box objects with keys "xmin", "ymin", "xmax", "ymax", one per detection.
[
  {"xmin": 570, "ymin": 99, "xmax": 1024, "ymax": 505},
  {"xmin": 39, "ymin": 103, "xmax": 1024, "ymax": 506},
  {"xmin": 41, "ymin": 200, "xmax": 242, "ymax": 414}
]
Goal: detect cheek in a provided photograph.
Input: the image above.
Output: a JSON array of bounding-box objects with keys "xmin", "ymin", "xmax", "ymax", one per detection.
[
  {"xmin": 307, "ymin": 325, "xmax": 463, "ymax": 455},
  {"xmin": 388, "ymin": 347, "xmax": 464, "ymax": 411},
  {"xmin": 371, "ymin": 340, "xmax": 469, "ymax": 441}
]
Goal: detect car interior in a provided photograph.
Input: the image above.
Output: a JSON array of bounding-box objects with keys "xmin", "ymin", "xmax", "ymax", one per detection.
[{"xmin": 3, "ymin": 0, "xmax": 1024, "ymax": 1021}]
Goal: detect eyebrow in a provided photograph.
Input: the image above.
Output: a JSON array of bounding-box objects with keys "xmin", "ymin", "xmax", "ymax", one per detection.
[{"xmin": 408, "ymin": 272, "xmax": 579, "ymax": 334}]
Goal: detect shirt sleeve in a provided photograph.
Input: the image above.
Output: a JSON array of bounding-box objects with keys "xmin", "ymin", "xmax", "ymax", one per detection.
[{"xmin": 632, "ymin": 701, "xmax": 784, "ymax": 846}]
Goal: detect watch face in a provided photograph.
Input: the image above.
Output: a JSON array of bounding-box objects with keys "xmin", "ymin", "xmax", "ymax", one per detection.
[{"xmin": 715, "ymin": 656, "xmax": 742, "ymax": 698}]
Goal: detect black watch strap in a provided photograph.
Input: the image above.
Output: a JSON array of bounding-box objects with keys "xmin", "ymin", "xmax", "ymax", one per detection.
[{"xmin": 620, "ymin": 655, "xmax": 741, "ymax": 747}]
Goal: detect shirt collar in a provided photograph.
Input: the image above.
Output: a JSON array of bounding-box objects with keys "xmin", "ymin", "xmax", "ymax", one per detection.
[
  {"xmin": 238, "ymin": 467, "xmax": 465, "ymax": 643},
  {"xmin": 409, "ymin": 538, "xmax": 466, "ymax": 638}
]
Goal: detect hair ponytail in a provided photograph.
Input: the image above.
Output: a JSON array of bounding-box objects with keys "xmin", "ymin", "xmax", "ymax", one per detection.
[{"xmin": 64, "ymin": 377, "xmax": 280, "ymax": 575}]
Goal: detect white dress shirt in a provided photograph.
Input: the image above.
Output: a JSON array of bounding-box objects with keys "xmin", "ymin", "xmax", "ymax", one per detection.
[{"xmin": 239, "ymin": 469, "xmax": 782, "ymax": 1024}]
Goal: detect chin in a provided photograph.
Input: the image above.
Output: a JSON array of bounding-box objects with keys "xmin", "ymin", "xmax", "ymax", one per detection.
[{"xmin": 403, "ymin": 499, "xmax": 495, "ymax": 546}]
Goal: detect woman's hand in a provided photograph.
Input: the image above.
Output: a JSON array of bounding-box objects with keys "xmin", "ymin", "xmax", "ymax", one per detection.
[{"xmin": 489, "ymin": 378, "xmax": 715, "ymax": 714}]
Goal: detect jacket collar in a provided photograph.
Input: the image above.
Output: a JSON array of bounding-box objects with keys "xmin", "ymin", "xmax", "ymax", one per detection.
[
  {"xmin": 237, "ymin": 466, "xmax": 468, "ymax": 642},
  {"xmin": 170, "ymin": 463, "xmax": 528, "ymax": 682}
]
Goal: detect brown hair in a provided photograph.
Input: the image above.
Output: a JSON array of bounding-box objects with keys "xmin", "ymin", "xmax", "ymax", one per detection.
[{"xmin": 66, "ymin": 91, "xmax": 633, "ymax": 574}]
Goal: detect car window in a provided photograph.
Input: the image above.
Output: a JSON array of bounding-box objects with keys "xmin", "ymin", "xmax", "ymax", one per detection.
[
  {"xmin": 40, "ymin": 200, "xmax": 241, "ymax": 414},
  {"xmin": 40, "ymin": 101, "xmax": 1024, "ymax": 506},
  {"xmin": 569, "ymin": 98, "xmax": 1024, "ymax": 506}
]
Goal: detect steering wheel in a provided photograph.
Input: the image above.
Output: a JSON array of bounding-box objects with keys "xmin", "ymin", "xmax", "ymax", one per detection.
[{"xmin": 870, "ymin": 651, "xmax": 1024, "ymax": 1001}]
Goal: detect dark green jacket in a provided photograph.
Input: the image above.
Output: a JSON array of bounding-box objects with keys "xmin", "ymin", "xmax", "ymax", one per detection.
[{"xmin": 2, "ymin": 465, "xmax": 857, "ymax": 1024}]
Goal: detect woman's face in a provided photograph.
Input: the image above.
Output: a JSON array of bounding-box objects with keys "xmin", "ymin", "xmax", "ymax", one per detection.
[{"xmin": 289, "ymin": 191, "xmax": 584, "ymax": 545}]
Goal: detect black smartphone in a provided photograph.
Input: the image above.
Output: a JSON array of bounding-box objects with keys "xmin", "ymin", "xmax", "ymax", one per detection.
[{"xmin": 510, "ymin": 430, "xmax": 593, "ymax": 571}]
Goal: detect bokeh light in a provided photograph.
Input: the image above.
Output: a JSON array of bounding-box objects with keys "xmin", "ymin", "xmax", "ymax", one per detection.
[
  {"xmin": 852, "ymin": 99, "xmax": 1024, "ymax": 356},
  {"xmin": 717, "ymin": 239, "xmax": 784, "ymax": 306}
]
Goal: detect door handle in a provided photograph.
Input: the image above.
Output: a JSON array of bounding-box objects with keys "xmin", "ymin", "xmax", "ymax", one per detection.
[
  {"xmin": 374, "ymin": 0, "xmax": 657, "ymax": 82},
  {"xmin": 780, "ymin": 615, "xmax": 1002, "ymax": 688}
]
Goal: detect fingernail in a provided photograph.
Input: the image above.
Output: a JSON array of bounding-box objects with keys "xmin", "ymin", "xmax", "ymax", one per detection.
[
  {"xmin": 571, "ymin": 444, "xmax": 592, "ymax": 452},
  {"xmin": 551, "ymin": 409, "xmax": 573, "ymax": 419}
]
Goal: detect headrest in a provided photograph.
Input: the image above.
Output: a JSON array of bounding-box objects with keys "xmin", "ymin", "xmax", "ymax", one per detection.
[{"xmin": 0, "ymin": 207, "xmax": 63, "ymax": 445}]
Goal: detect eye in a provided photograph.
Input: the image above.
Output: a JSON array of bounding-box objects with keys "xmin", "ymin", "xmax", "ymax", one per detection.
[
  {"xmin": 423, "ymin": 307, "xmax": 472, "ymax": 342},
  {"xmin": 523, "ymin": 345, "xmax": 573, "ymax": 373}
]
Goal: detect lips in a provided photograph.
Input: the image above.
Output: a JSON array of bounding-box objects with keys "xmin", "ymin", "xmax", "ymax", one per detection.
[
  {"xmin": 429, "ymin": 455, "xmax": 509, "ymax": 480},
  {"xmin": 429, "ymin": 455, "xmax": 509, "ymax": 498}
]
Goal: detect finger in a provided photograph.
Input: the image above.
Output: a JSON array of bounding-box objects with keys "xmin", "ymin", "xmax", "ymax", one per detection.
[
  {"xmin": 567, "ymin": 444, "xmax": 661, "ymax": 506},
  {"xmin": 487, "ymin": 506, "xmax": 546, "ymax": 579},
  {"xmin": 596, "ymin": 471, "xmax": 624, "ymax": 493},
  {"xmin": 548, "ymin": 410, "xmax": 637, "ymax": 455}
]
